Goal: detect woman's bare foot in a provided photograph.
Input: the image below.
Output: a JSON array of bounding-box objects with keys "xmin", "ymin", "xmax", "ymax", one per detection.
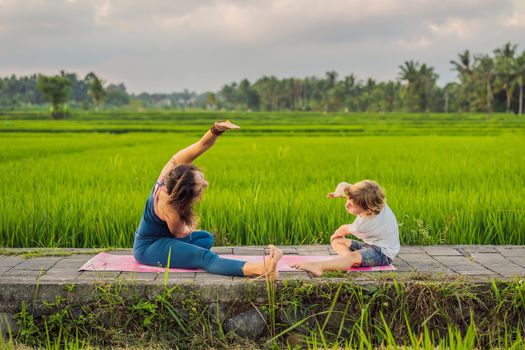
[
  {"xmin": 214, "ymin": 120, "xmax": 240, "ymax": 132},
  {"xmin": 264, "ymin": 245, "xmax": 283, "ymax": 280},
  {"xmin": 242, "ymin": 245, "xmax": 283, "ymax": 279},
  {"xmin": 291, "ymin": 262, "xmax": 324, "ymax": 277}
]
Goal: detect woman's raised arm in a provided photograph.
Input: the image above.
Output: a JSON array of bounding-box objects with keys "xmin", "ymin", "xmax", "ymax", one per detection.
[{"xmin": 158, "ymin": 121, "xmax": 240, "ymax": 180}]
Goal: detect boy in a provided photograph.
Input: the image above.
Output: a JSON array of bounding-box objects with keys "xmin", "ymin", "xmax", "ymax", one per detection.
[{"xmin": 292, "ymin": 180, "xmax": 399, "ymax": 276}]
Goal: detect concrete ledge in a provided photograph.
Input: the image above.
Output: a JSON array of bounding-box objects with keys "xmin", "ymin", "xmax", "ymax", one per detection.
[{"xmin": 1, "ymin": 245, "xmax": 524, "ymax": 314}]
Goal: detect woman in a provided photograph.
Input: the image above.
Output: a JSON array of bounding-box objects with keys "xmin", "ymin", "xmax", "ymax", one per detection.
[{"xmin": 133, "ymin": 121, "xmax": 282, "ymax": 278}]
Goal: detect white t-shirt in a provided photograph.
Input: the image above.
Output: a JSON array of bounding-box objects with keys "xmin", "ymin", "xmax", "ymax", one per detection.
[{"xmin": 346, "ymin": 204, "xmax": 400, "ymax": 260}]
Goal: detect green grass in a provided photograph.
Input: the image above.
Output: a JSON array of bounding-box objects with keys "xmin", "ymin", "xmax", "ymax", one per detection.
[
  {"xmin": 2, "ymin": 110, "xmax": 522, "ymax": 349},
  {"xmin": 1, "ymin": 113, "xmax": 524, "ymax": 247},
  {"xmin": 2, "ymin": 111, "xmax": 525, "ymax": 135}
]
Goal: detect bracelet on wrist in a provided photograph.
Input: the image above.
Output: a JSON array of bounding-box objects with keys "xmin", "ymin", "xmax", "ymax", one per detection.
[{"xmin": 210, "ymin": 123, "xmax": 225, "ymax": 136}]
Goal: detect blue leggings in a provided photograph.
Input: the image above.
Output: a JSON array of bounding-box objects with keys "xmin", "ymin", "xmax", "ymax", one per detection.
[{"xmin": 133, "ymin": 230, "xmax": 245, "ymax": 276}]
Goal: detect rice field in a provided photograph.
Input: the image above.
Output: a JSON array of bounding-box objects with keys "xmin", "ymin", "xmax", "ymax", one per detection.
[{"xmin": 1, "ymin": 112, "xmax": 524, "ymax": 248}]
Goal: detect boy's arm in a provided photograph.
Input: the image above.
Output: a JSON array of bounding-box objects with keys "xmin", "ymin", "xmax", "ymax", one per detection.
[
  {"xmin": 330, "ymin": 225, "xmax": 351, "ymax": 242},
  {"xmin": 326, "ymin": 182, "xmax": 352, "ymax": 198}
]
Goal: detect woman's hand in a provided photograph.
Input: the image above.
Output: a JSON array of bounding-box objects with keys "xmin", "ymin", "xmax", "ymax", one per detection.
[{"xmin": 214, "ymin": 120, "xmax": 240, "ymax": 132}]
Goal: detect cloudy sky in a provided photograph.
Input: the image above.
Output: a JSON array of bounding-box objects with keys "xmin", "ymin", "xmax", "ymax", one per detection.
[{"xmin": 1, "ymin": 0, "xmax": 524, "ymax": 93}]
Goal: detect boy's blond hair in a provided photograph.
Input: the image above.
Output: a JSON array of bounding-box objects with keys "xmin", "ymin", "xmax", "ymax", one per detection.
[{"xmin": 347, "ymin": 180, "xmax": 385, "ymax": 216}]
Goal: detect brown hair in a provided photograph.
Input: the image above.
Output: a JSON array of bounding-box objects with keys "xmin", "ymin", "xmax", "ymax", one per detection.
[
  {"xmin": 163, "ymin": 164, "xmax": 201, "ymax": 226},
  {"xmin": 347, "ymin": 180, "xmax": 385, "ymax": 216}
]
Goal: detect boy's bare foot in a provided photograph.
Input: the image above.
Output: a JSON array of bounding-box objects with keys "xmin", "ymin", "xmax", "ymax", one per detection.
[
  {"xmin": 215, "ymin": 120, "xmax": 240, "ymax": 131},
  {"xmin": 264, "ymin": 245, "xmax": 283, "ymax": 280},
  {"xmin": 291, "ymin": 262, "xmax": 324, "ymax": 277}
]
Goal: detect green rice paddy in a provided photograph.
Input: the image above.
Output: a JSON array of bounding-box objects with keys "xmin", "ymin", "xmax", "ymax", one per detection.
[{"xmin": 1, "ymin": 112, "xmax": 524, "ymax": 248}]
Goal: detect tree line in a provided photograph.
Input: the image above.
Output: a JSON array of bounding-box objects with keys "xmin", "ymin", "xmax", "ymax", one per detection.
[
  {"xmin": 1, "ymin": 42, "xmax": 524, "ymax": 118},
  {"xmin": 216, "ymin": 42, "xmax": 525, "ymax": 114},
  {"xmin": 0, "ymin": 71, "xmax": 202, "ymax": 118}
]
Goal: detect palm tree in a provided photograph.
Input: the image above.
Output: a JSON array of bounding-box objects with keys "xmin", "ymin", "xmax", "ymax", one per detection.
[
  {"xmin": 239, "ymin": 79, "xmax": 260, "ymax": 110},
  {"xmin": 398, "ymin": 60, "xmax": 420, "ymax": 111},
  {"xmin": 325, "ymin": 71, "xmax": 338, "ymax": 90},
  {"xmin": 450, "ymin": 50, "xmax": 472, "ymax": 74},
  {"xmin": 85, "ymin": 72, "xmax": 106, "ymax": 110},
  {"xmin": 206, "ymin": 92, "xmax": 217, "ymax": 109},
  {"xmin": 473, "ymin": 54, "xmax": 495, "ymax": 113},
  {"xmin": 399, "ymin": 61, "xmax": 437, "ymax": 112},
  {"xmin": 253, "ymin": 76, "xmax": 279, "ymax": 111},
  {"xmin": 443, "ymin": 82, "xmax": 460, "ymax": 112},
  {"xmin": 418, "ymin": 64, "xmax": 438, "ymax": 112},
  {"xmin": 516, "ymin": 50, "xmax": 525, "ymax": 115},
  {"xmin": 219, "ymin": 83, "xmax": 237, "ymax": 109},
  {"xmin": 381, "ymin": 81, "xmax": 399, "ymax": 112},
  {"xmin": 494, "ymin": 42, "xmax": 517, "ymax": 113},
  {"xmin": 450, "ymin": 50, "xmax": 474, "ymax": 111},
  {"xmin": 37, "ymin": 73, "xmax": 71, "ymax": 119},
  {"xmin": 342, "ymin": 74, "xmax": 358, "ymax": 111}
]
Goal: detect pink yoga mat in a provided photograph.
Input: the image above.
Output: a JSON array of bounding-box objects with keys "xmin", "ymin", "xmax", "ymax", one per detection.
[{"xmin": 79, "ymin": 253, "xmax": 396, "ymax": 273}]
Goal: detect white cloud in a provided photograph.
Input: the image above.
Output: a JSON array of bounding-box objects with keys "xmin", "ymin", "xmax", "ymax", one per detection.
[
  {"xmin": 0, "ymin": 0, "xmax": 524, "ymax": 92},
  {"xmin": 504, "ymin": 0, "xmax": 525, "ymax": 27},
  {"xmin": 394, "ymin": 37, "xmax": 433, "ymax": 49},
  {"xmin": 94, "ymin": 0, "xmax": 113, "ymax": 23},
  {"xmin": 428, "ymin": 18, "xmax": 473, "ymax": 39},
  {"xmin": 150, "ymin": 0, "xmax": 426, "ymax": 45}
]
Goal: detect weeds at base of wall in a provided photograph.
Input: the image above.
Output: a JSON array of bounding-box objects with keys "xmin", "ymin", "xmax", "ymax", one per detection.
[{"xmin": 0, "ymin": 278, "xmax": 524, "ymax": 349}]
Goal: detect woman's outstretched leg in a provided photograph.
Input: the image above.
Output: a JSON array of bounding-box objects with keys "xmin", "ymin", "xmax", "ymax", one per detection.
[
  {"xmin": 136, "ymin": 239, "xmax": 283, "ymax": 278},
  {"xmin": 137, "ymin": 237, "xmax": 244, "ymax": 276}
]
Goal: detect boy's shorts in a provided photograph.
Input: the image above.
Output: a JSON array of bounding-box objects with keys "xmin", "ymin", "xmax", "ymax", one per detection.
[{"xmin": 350, "ymin": 240, "xmax": 392, "ymax": 267}]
